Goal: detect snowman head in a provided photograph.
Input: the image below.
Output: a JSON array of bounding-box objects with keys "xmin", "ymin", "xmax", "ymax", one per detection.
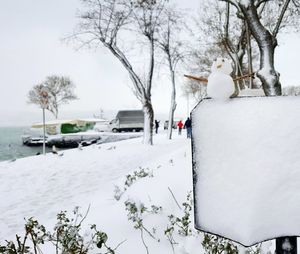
[{"xmin": 211, "ymin": 58, "xmax": 233, "ymax": 75}]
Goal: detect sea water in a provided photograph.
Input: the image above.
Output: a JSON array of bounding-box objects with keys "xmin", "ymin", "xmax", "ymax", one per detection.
[{"xmin": 0, "ymin": 126, "xmax": 50, "ymax": 162}]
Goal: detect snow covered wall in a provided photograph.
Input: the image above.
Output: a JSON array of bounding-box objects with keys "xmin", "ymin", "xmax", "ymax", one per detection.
[{"xmin": 191, "ymin": 96, "xmax": 300, "ymax": 247}]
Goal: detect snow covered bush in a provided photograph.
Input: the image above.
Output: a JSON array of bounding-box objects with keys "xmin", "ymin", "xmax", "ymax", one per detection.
[
  {"xmin": 167, "ymin": 191, "xmax": 193, "ymax": 237},
  {"xmin": 163, "ymin": 191, "xmax": 196, "ymax": 253},
  {"xmin": 122, "ymin": 186, "xmax": 204, "ymax": 254},
  {"xmin": 202, "ymin": 234, "xmax": 239, "ymax": 254},
  {"xmin": 48, "ymin": 207, "xmax": 92, "ymax": 253},
  {"xmin": 0, "ymin": 207, "xmax": 119, "ymax": 254},
  {"xmin": 114, "ymin": 167, "xmax": 153, "ymax": 200},
  {"xmin": 202, "ymin": 233, "xmax": 267, "ymax": 254},
  {"xmin": 0, "ymin": 217, "xmax": 47, "ymax": 254},
  {"xmin": 125, "ymin": 199, "xmax": 162, "ymax": 254}
]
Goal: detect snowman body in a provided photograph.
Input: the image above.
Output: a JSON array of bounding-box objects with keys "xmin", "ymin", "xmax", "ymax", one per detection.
[{"xmin": 207, "ymin": 58, "xmax": 235, "ymax": 99}]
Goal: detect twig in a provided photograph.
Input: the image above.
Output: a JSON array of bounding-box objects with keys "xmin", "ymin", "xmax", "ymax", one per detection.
[
  {"xmin": 113, "ymin": 239, "xmax": 127, "ymax": 250},
  {"xmin": 21, "ymin": 232, "xmax": 29, "ymax": 254},
  {"xmin": 105, "ymin": 239, "xmax": 127, "ymax": 253},
  {"xmin": 142, "ymin": 225, "xmax": 156, "ymax": 240},
  {"xmin": 184, "ymin": 73, "xmax": 255, "ymax": 84},
  {"xmin": 184, "ymin": 74, "xmax": 208, "ymax": 84},
  {"xmin": 56, "ymin": 228, "xmax": 59, "ymax": 254},
  {"xmin": 234, "ymin": 73, "xmax": 255, "ymax": 82},
  {"xmin": 140, "ymin": 229, "xmax": 149, "ymax": 254},
  {"xmin": 29, "ymin": 232, "xmax": 38, "ymax": 254},
  {"xmin": 168, "ymin": 187, "xmax": 182, "ymax": 210},
  {"xmin": 78, "ymin": 204, "xmax": 91, "ymax": 227}
]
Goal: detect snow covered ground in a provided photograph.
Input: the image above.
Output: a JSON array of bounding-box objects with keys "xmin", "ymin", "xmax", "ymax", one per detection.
[{"xmin": 0, "ymin": 131, "xmax": 199, "ymax": 253}]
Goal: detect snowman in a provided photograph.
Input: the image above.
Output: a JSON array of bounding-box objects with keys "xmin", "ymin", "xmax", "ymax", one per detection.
[{"xmin": 207, "ymin": 57, "xmax": 235, "ymax": 99}]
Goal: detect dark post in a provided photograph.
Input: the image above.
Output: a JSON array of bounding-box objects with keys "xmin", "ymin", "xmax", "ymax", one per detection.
[{"xmin": 276, "ymin": 237, "xmax": 297, "ymax": 254}]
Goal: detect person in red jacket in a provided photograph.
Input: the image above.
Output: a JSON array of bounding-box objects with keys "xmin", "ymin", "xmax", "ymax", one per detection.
[{"xmin": 177, "ymin": 120, "xmax": 184, "ymax": 135}]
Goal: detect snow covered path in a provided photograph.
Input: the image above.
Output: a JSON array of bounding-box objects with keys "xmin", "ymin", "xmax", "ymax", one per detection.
[{"xmin": 0, "ymin": 132, "xmax": 192, "ymax": 246}]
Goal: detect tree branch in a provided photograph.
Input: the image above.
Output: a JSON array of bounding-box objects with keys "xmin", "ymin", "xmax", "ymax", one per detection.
[
  {"xmin": 272, "ymin": 0, "xmax": 291, "ymax": 38},
  {"xmin": 255, "ymin": 0, "xmax": 272, "ymax": 9},
  {"xmin": 219, "ymin": 0, "xmax": 241, "ymax": 12},
  {"xmin": 224, "ymin": 3, "xmax": 230, "ymax": 40},
  {"xmin": 104, "ymin": 42, "xmax": 145, "ymax": 98},
  {"xmin": 292, "ymin": 0, "xmax": 300, "ymax": 7}
]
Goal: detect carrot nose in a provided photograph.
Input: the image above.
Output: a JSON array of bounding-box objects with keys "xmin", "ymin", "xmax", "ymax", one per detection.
[{"xmin": 217, "ymin": 64, "xmax": 222, "ymax": 69}]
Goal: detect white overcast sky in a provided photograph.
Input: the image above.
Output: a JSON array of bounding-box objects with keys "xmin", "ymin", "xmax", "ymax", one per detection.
[{"xmin": 0, "ymin": 0, "xmax": 299, "ymax": 126}]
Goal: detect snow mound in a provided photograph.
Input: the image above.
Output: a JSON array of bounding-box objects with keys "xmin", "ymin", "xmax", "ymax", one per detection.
[{"xmin": 192, "ymin": 96, "xmax": 300, "ymax": 246}]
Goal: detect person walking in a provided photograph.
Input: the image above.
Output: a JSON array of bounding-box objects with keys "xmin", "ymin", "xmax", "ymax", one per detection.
[
  {"xmin": 177, "ymin": 120, "xmax": 183, "ymax": 135},
  {"xmin": 184, "ymin": 117, "xmax": 192, "ymax": 138},
  {"xmin": 154, "ymin": 120, "xmax": 160, "ymax": 134}
]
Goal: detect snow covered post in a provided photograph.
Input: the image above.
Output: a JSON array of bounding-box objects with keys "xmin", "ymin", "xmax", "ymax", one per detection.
[
  {"xmin": 276, "ymin": 237, "xmax": 297, "ymax": 254},
  {"xmin": 191, "ymin": 96, "xmax": 300, "ymax": 248},
  {"xmin": 39, "ymin": 87, "xmax": 49, "ymax": 155}
]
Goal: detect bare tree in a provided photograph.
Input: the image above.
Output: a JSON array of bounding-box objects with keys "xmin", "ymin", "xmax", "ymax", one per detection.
[
  {"xmin": 186, "ymin": 1, "xmax": 248, "ymax": 97},
  {"xmin": 157, "ymin": 7, "xmax": 185, "ymax": 139},
  {"xmin": 192, "ymin": 1, "xmax": 261, "ymax": 90},
  {"xmin": 28, "ymin": 75, "xmax": 77, "ymax": 119},
  {"xmin": 182, "ymin": 79, "xmax": 207, "ymax": 102},
  {"xmin": 220, "ymin": 0, "xmax": 300, "ymax": 96},
  {"xmin": 72, "ymin": 0, "xmax": 166, "ymax": 145}
]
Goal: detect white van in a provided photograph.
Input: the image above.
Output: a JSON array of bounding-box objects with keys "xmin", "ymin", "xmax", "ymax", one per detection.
[{"xmin": 109, "ymin": 110, "xmax": 144, "ymax": 132}]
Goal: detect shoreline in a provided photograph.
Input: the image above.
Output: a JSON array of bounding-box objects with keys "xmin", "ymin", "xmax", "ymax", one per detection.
[{"xmin": 0, "ymin": 127, "xmax": 143, "ymax": 162}]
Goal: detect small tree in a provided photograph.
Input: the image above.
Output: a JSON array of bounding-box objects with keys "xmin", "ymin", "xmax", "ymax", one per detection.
[
  {"xmin": 157, "ymin": 7, "xmax": 186, "ymax": 140},
  {"xmin": 72, "ymin": 0, "xmax": 167, "ymax": 145},
  {"xmin": 28, "ymin": 75, "xmax": 77, "ymax": 119}
]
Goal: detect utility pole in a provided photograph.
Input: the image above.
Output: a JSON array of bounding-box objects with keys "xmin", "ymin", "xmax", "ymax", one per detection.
[
  {"xmin": 187, "ymin": 93, "xmax": 190, "ymax": 117},
  {"xmin": 39, "ymin": 86, "xmax": 49, "ymax": 155},
  {"xmin": 42, "ymin": 107, "xmax": 46, "ymax": 155}
]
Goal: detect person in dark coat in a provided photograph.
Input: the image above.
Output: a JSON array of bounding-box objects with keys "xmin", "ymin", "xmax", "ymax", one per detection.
[
  {"xmin": 155, "ymin": 120, "xmax": 160, "ymax": 134},
  {"xmin": 184, "ymin": 117, "xmax": 192, "ymax": 138}
]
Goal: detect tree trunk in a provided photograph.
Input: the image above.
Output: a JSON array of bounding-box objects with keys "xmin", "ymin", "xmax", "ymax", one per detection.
[
  {"xmin": 245, "ymin": 21, "xmax": 254, "ymax": 89},
  {"xmin": 143, "ymin": 99, "xmax": 154, "ymax": 145},
  {"xmin": 142, "ymin": 38, "xmax": 155, "ymax": 145},
  {"xmin": 238, "ymin": 50, "xmax": 246, "ymax": 89},
  {"xmin": 233, "ymin": 48, "xmax": 246, "ymax": 92},
  {"xmin": 104, "ymin": 43, "xmax": 155, "ymax": 145},
  {"xmin": 55, "ymin": 108, "xmax": 58, "ymax": 119},
  {"xmin": 239, "ymin": 3, "xmax": 282, "ymax": 96},
  {"xmin": 167, "ymin": 69, "xmax": 177, "ymax": 140}
]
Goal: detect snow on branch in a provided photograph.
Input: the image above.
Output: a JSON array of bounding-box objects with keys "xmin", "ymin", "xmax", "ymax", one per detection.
[
  {"xmin": 272, "ymin": 0, "xmax": 291, "ymax": 38},
  {"xmin": 219, "ymin": 0, "xmax": 241, "ymax": 12},
  {"xmin": 292, "ymin": 0, "xmax": 300, "ymax": 7}
]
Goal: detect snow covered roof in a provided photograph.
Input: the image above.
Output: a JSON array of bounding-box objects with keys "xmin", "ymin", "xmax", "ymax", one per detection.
[
  {"xmin": 192, "ymin": 96, "xmax": 300, "ymax": 246},
  {"xmin": 31, "ymin": 118, "xmax": 107, "ymax": 128}
]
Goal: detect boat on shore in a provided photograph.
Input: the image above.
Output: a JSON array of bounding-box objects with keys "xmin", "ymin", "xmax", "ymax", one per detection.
[
  {"xmin": 47, "ymin": 133, "xmax": 101, "ymax": 148},
  {"xmin": 22, "ymin": 118, "xmax": 107, "ymax": 148},
  {"xmin": 22, "ymin": 136, "xmax": 47, "ymax": 147}
]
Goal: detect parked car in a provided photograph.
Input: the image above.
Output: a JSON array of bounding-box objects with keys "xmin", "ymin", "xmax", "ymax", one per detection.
[
  {"xmin": 94, "ymin": 120, "xmax": 110, "ymax": 132},
  {"xmin": 109, "ymin": 110, "xmax": 144, "ymax": 132},
  {"xmin": 163, "ymin": 120, "xmax": 180, "ymax": 130}
]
